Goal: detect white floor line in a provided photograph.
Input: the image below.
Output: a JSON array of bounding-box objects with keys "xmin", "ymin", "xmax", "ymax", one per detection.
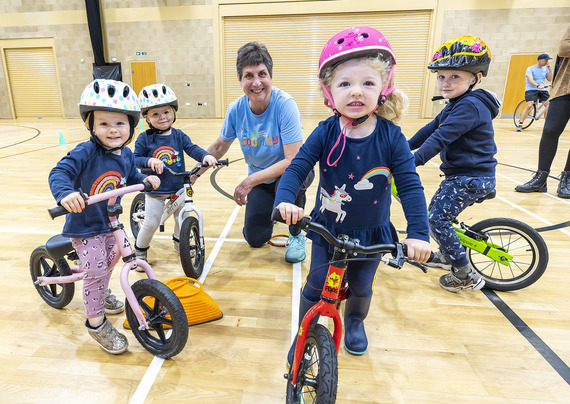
[
  {"xmin": 129, "ymin": 205, "xmax": 240, "ymax": 403},
  {"xmin": 198, "ymin": 204, "xmax": 241, "ymax": 283},
  {"xmin": 291, "ymin": 262, "xmax": 302, "ymax": 342},
  {"xmin": 128, "ymin": 344, "xmax": 167, "ymax": 404}
]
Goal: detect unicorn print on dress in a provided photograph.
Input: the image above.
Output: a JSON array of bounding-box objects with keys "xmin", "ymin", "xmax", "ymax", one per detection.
[{"xmin": 320, "ymin": 184, "xmax": 352, "ymax": 223}]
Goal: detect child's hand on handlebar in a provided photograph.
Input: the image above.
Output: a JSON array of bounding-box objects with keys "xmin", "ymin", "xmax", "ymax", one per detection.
[
  {"xmin": 61, "ymin": 191, "xmax": 88, "ymax": 213},
  {"xmin": 401, "ymin": 238, "xmax": 431, "ymax": 263},
  {"xmin": 148, "ymin": 158, "xmax": 165, "ymax": 174},
  {"xmin": 276, "ymin": 202, "xmax": 307, "ymax": 225},
  {"xmin": 143, "ymin": 175, "xmax": 161, "ymax": 189},
  {"xmin": 203, "ymin": 154, "xmax": 218, "ymax": 167}
]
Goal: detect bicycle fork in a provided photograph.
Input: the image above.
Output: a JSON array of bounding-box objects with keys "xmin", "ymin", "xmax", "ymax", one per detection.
[{"xmin": 289, "ymin": 256, "xmax": 347, "ymax": 385}]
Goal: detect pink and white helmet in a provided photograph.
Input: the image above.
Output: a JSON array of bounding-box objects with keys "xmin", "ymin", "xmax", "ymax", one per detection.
[
  {"xmin": 79, "ymin": 79, "xmax": 140, "ymax": 126},
  {"xmin": 318, "ymin": 26, "xmax": 396, "ymax": 79},
  {"xmin": 138, "ymin": 83, "xmax": 178, "ymax": 115}
]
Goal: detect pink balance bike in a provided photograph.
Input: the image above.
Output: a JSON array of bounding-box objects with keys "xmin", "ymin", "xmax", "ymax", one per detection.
[
  {"xmin": 271, "ymin": 209, "xmax": 427, "ymax": 403},
  {"xmin": 30, "ymin": 183, "xmax": 189, "ymax": 358}
]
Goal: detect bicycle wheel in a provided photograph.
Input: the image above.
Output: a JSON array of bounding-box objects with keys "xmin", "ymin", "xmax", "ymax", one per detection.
[
  {"xmin": 130, "ymin": 193, "xmax": 145, "ymax": 240},
  {"xmin": 286, "ymin": 324, "xmax": 337, "ymax": 404},
  {"xmin": 513, "ymin": 100, "xmax": 536, "ymax": 130},
  {"xmin": 466, "ymin": 218, "xmax": 548, "ymax": 291},
  {"xmin": 29, "ymin": 246, "xmax": 75, "ymax": 309},
  {"xmin": 125, "ymin": 279, "xmax": 189, "ymax": 358},
  {"xmin": 179, "ymin": 216, "xmax": 205, "ymax": 279}
]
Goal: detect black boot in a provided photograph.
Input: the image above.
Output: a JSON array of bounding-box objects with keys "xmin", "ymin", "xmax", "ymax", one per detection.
[
  {"xmin": 344, "ymin": 293, "xmax": 372, "ymax": 355},
  {"xmin": 287, "ymin": 293, "xmax": 319, "ymax": 366},
  {"xmin": 558, "ymin": 171, "xmax": 570, "ymax": 198},
  {"xmin": 515, "ymin": 170, "xmax": 549, "ymax": 193}
]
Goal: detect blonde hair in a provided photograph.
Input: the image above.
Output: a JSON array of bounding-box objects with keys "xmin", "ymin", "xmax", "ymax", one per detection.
[{"xmin": 320, "ymin": 56, "xmax": 409, "ymax": 123}]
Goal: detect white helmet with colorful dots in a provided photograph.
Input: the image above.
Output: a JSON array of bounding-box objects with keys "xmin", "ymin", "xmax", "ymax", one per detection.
[
  {"xmin": 138, "ymin": 83, "xmax": 178, "ymax": 116},
  {"xmin": 78, "ymin": 79, "xmax": 140, "ymax": 151}
]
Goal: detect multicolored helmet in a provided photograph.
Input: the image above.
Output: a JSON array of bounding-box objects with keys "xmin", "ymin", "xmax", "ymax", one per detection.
[
  {"xmin": 428, "ymin": 36, "xmax": 491, "ymax": 77},
  {"xmin": 318, "ymin": 26, "xmax": 396, "ymax": 79},
  {"xmin": 79, "ymin": 79, "xmax": 140, "ymax": 126},
  {"xmin": 138, "ymin": 83, "xmax": 178, "ymax": 116}
]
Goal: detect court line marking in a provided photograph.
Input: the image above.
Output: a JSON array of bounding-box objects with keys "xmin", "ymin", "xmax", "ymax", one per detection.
[{"xmin": 129, "ymin": 204, "xmax": 240, "ymax": 404}]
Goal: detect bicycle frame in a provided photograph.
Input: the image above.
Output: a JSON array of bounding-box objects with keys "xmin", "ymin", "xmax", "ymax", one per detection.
[
  {"xmin": 158, "ymin": 181, "xmax": 205, "ymax": 247},
  {"xmin": 37, "ymin": 184, "xmax": 156, "ymax": 331},
  {"xmin": 391, "ymin": 183, "xmax": 511, "ymax": 266}
]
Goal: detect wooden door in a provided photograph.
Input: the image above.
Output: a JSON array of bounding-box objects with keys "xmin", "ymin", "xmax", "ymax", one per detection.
[
  {"xmin": 502, "ymin": 54, "xmax": 540, "ymax": 116},
  {"xmin": 130, "ymin": 61, "xmax": 157, "ymax": 95}
]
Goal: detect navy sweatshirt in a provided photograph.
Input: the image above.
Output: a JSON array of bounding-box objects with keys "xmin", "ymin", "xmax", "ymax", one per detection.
[{"xmin": 408, "ymin": 89, "xmax": 500, "ymax": 177}]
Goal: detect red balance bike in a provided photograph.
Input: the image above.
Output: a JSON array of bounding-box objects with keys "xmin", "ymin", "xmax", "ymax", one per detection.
[{"xmin": 272, "ymin": 209, "xmax": 427, "ymax": 403}]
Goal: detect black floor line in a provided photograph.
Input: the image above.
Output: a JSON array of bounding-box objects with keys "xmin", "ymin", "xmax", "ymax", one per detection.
[{"xmin": 482, "ymin": 288, "xmax": 570, "ymax": 385}]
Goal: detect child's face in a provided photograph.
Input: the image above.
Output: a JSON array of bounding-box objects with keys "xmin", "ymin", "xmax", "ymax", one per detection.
[
  {"xmin": 239, "ymin": 63, "xmax": 273, "ymax": 109},
  {"xmin": 146, "ymin": 106, "xmax": 175, "ymax": 131},
  {"xmin": 92, "ymin": 111, "xmax": 130, "ymax": 149},
  {"xmin": 329, "ymin": 59, "xmax": 383, "ymax": 120},
  {"xmin": 436, "ymin": 70, "xmax": 477, "ymax": 99}
]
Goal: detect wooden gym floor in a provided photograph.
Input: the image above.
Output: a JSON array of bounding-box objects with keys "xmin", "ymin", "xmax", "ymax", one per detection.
[{"xmin": 1, "ymin": 115, "xmax": 570, "ymax": 403}]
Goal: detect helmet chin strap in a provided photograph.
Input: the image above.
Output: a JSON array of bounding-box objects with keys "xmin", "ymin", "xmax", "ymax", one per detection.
[{"xmin": 323, "ymin": 64, "xmax": 396, "ymax": 167}]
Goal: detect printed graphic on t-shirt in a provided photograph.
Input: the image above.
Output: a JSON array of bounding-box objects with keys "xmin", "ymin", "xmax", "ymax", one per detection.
[
  {"xmin": 354, "ymin": 167, "xmax": 392, "ymax": 190},
  {"xmin": 153, "ymin": 146, "xmax": 181, "ymax": 166},
  {"xmin": 89, "ymin": 171, "xmax": 126, "ymax": 195},
  {"xmin": 239, "ymin": 127, "xmax": 280, "ymax": 148},
  {"xmin": 320, "ymin": 184, "xmax": 352, "ymax": 223}
]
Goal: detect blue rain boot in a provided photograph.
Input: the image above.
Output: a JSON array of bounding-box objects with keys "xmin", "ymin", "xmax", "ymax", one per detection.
[
  {"xmin": 287, "ymin": 293, "xmax": 319, "ymax": 366},
  {"xmin": 344, "ymin": 293, "xmax": 372, "ymax": 355}
]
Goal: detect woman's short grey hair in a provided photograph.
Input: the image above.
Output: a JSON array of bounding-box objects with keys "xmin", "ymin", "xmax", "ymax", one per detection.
[{"xmin": 236, "ymin": 42, "xmax": 273, "ymax": 79}]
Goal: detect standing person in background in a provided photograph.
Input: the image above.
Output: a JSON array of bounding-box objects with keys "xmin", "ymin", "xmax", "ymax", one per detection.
[
  {"xmin": 194, "ymin": 42, "xmax": 313, "ymax": 263},
  {"xmin": 515, "ymin": 53, "xmax": 553, "ymax": 132},
  {"xmin": 515, "ymin": 26, "xmax": 570, "ymax": 197}
]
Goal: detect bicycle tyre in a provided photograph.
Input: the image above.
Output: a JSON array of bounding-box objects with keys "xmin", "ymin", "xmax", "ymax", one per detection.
[
  {"xmin": 513, "ymin": 100, "xmax": 536, "ymax": 130},
  {"xmin": 29, "ymin": 246, "xmax": 75, "ymax": 309},
  {"xmin": 286, "ymin": 324, "xmax": 337, "ymax": 404},
  {"xmin": 130, "ymin": 193, "xmax": 145, "ymax": 240},
  {"xmin": 179, "ymin": 216, "xmax": 205, "ymax": 279},
  {"xmin": 125, "ymin": 279, "xmax": 189, "ymax": 358},
  {"xmin": 466, "ymin": 218, "xmax": 548, "ymax": 291}
]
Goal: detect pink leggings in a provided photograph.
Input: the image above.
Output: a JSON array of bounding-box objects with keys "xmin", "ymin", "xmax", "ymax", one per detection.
[{"xmin": 71, "ymin": 234, "xmax": 117, "ymax": 319}]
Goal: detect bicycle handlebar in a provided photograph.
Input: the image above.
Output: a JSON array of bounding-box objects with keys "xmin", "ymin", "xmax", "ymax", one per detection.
[
  {"xmin": 270, "ymin": 208, "xmax": 427, "ymax": 272},
  {"xmin": 48, "ymin": 182, "xmax": 153, "ymax": 220},
  {"xmin": 140, "ymin": 159, "xmax": 229, "ymax": 176}
]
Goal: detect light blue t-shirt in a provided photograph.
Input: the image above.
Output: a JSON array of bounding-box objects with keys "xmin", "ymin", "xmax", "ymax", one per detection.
[
  {"xmin": 220, "ymin": 87, "xmax": 302, "ymax": 177},
  {"xmin": 525, "ymin": 65, "xmax": 549, "ymax": 91}
]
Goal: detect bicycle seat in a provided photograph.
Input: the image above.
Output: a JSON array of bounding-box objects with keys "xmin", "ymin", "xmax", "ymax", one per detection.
[
  {"xmin": 45, "ymin": 234, "xmax": 74, "ymax": 260},
  {"xmin": 474, "ymin": 190, "xmax": 496, "ymax": 204}
]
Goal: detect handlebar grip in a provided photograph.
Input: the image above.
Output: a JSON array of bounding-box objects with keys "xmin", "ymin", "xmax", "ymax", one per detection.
[
  {"xmin": 217, "ymin": 159, "xmax": 229, "ymax": 166},
  {"xmin": 143, "ymin": 181, "xmax": 154, "ymax": 192},
  {"xmin": 271, "ymin": 207, "xmax": 310, "ymax": 230},
  {"xmin": 140, "ymin": 168, "xmax": 155, "ymax": 175},
  {"xmin": 48, "ymin": 205, "xmax": 69, "ymax": 220}
]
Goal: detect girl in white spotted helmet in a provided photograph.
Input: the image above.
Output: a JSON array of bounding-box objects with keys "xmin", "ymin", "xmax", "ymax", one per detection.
[
  {"xmin": 49, "ymin": 79, "xmax": 160, "ymax": 355},
  {"xmin": 133, "ymin": 84, "xmax": 217, "ymax": 262},
  {"xmin": 138, "ymin": 83, "xmax": 179, "ymax": 132},
  {"xmin": 79, "ymin": 79, "xmax": 140, "ymax": 152}
]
